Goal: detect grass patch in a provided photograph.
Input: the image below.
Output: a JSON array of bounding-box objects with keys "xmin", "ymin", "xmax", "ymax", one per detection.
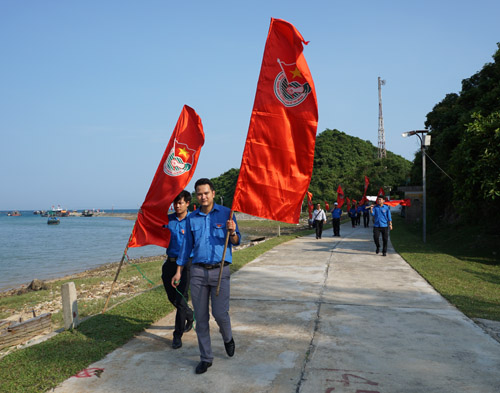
[
  {"xmin": 0, "ymin": 222, "xmax": 315, "ymax": 393},
  {"xmin": 0, "ymin": 286, "xmax": 172, "ymax": 393},
  {"xmin": 391, "ymin": 215, "xmax": 500, "ymax": 321}
]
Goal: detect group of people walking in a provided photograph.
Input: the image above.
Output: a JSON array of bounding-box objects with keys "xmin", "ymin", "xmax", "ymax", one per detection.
[
  {"xmin": 313, "ymin": 196, "xmax": 393, "ymax": 256},
  {"xmin": 348, "ymin": 201, "xmax": 371, "ymax": 228},
  {"xmin": 162, "ymin": 182, "xmax": 393, "ymax": 375}
]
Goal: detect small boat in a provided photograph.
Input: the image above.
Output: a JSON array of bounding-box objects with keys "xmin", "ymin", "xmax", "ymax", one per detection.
[
  {"xmin": 7, "ymin": 211, "xmax": 21, "ymax": 216},
  {"xmin": 81, "ymin": 209, "xmax": 94, "ymax": 217},
  {"xmin": 47, "ymin": 216, "xmax": 60, "ymax": 225}
]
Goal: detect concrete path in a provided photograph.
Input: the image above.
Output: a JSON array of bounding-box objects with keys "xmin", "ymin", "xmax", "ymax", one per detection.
[{"xmin": 53, "ymin": 223, "xmax": 500, "ymax": 393}]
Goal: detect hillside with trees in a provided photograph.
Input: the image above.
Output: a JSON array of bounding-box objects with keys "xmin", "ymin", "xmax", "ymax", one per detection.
[
  {"xmin": 413, "ymin": 43, "xmax": 500, "ymax": 227},
  {"xmin": 201, "ymin": 129, "xmax": 411, "ymax": 209}
]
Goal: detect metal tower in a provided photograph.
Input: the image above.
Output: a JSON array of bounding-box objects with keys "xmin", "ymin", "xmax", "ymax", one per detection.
[{"xmin": 378, "ymin": 76, "xmax": 387, "ymax": 159}]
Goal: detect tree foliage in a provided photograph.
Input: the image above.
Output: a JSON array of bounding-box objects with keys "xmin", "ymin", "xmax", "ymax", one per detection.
[
  {"xmin": 309, "ymin": 129, "xmax": 411, "ymax": 204},
  {"xmin": 207, "ymin": 129, "xmax": 411, "ymax": 209},
  {"xmin": 421, "ymin": 43, "xmax": 500, "ymax": 224}
]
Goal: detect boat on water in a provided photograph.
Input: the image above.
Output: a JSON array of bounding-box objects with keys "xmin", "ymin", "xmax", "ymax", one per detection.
[
  {"xmin": 41, "ymin": 205, "xmax": 69, "ymax": 217},
  {"xmin": 7, "ymin": 211, "xmax": 21, "ymax": 216},
  {"xmin": 47, "ymin": 216, "xmax": 60, "ymax": 225}
]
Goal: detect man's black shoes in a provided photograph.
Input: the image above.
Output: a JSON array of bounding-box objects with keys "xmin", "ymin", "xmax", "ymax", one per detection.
[
  {"xmin": 224, "ymin": 338, "xmax": 235, "ymax": 357},
  {"xmin": 184, "ymin": 318, "xmax": 193, "ymax": 333},
  {"xmin": 195, "ymin": 361, "xmax": 212, "ymax": 374},
  {"xmin": 172, "ymin": 336, "xmax": 182, "ymax": 349},
  {"xmin": 383, "ymin": 253, "xmax": 387, "ymax": 256},
  {"xmin": 376, "ymin": 247, "xmax": 380, "ymax": 254}
]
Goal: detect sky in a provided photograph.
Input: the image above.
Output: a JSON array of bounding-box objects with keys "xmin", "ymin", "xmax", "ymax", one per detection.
[{"xmin": 1, "ymin": 0, "xmax": 500, "ymax": 210}]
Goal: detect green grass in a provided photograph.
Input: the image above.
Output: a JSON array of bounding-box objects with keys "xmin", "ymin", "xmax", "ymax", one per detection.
[
  {"xmin": 0, "ymin": 224, "xmax": 315, "ymax": 393},
  {"xmin": 391, "ymin": 215, "xmax": 500, "ymax": 321}
]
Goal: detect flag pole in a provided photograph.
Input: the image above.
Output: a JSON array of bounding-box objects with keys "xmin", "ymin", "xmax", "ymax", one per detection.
[
  {"xmin": 216, "ymin": 210, "xmax": 233, "ymax": 296},
  {"xmin": 102, "ymin": 233, "xmax": 133, "ymax": 313}
]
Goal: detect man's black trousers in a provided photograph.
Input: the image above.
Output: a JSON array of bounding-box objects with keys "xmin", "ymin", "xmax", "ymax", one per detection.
[
  {"xmin": 315, "ymin": 220, "xmax": 324, "ymax": 238},
  {"xmin": 363, "ymin": 213, "xmax": 370, "ymax": 227},
  {"xmin": 373, "ymin": 226, "xmax": 389, "ymax": 253},
  {"xmin": 162, "ymin": 258, "xmax": 193, "ymax": 338},
  {"xmin": 332, "ymin": 218, "xmax": 340, "ymax": 236}
]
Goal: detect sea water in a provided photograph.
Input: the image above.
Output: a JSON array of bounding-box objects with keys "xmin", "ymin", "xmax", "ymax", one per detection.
[{"xmin": 0, "ymin": 211, "xmax": 165, "ymax": 291}]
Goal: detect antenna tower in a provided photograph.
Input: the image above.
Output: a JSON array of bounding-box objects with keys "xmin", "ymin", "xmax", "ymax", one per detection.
[{"xmin": 378, "ymin": 76, "xmax": 387, "ymax": 159}]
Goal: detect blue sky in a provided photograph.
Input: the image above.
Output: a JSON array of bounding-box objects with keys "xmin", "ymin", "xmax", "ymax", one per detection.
[{"xmin": 1, "ymin": 0, "xmax": 499, "ymax": 210}]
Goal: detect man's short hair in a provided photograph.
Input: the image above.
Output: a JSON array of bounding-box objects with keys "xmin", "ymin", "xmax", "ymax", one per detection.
[
  {"xmin": 174, "ymin": 190, "xmax": 191, "ymax": 203},
  {"xmin": 194, "ymin": 178, "xmax": 215, "ymax": 191}
]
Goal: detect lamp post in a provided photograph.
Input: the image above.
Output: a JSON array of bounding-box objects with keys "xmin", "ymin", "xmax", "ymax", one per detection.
[{"xmin": 402, "ymin": 130, "xmax": 431, "ymax": 243}]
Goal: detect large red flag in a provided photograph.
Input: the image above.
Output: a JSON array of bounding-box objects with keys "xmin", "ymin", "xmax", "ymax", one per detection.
[
  {"xmin": 128, "ymin": 105, "xmax": 205, "ymax": 248},
  {"xmin": 377, "ymin": 187, "xmax": 385, "ymax": 198},
  {"xmin": 336, "ymin": 185, "xmax": 345, "ymax": 208},
  {"xmin": 231, "ymin": 18, "xmax": 318, "ymax": 224}
]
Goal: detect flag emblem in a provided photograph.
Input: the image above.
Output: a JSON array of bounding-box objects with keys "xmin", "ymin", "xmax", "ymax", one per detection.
[
  {"xmin": 274, "ymin": 59, "xmax": 312, "ymax": 107},
  {"xmin": 163, "ymin": 139, "xmax": 196, "ymax": 176}
]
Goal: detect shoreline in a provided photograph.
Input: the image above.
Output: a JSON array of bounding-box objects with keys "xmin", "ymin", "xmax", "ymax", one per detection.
[{"xmin": 0, "ymin": 254, "xmax": 164, "ymax": 297}]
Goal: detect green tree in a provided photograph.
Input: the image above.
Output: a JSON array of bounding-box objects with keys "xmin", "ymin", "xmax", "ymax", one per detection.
[{"xmin": 422, "ymin": 43, "xmax": 500, "ymax": 226}]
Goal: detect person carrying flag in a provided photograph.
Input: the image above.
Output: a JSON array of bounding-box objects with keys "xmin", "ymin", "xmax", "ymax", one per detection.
[
  {"xmin": 330, "ymin": 202, "xmax": 342, "ymax": 236},
  {"xmin": 362, "ymin": 200, "xmax": 371, "ymax": 228},
  {"xmin": 370, "ymin": 195, "xmax": 393, "ymax": 256},
  {"xmin": 172, "ymin": 178, "xmax": 240, "ymax": 375},
  {"xmin": 161, "ymin": 190, "xmax": 194, "ymax": 350},
  {"xmin": 356, "ymin": 203, "xmax": 363, "ymax": 226},
  {"xmin": 349, "ymin": 203, "xmax": 357, "ymax": 228}
]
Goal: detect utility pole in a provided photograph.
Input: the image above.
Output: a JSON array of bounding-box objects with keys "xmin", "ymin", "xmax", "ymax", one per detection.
[
  {"xmin": 402, "ymin": 130, "xmax": 431, "ymax": 243},
  {"xmin": 378, "ymin": 77, "xmax": 387, "ymax": 159}
]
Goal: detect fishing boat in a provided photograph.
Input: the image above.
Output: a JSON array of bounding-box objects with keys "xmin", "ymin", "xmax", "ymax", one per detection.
[
  {"xmin": 47, "ymin": 216, "xmax": 60, "ymax": 225},
  {"xmin": 7, "ymin": 211, "xmax": 21, "ymax": 216}
]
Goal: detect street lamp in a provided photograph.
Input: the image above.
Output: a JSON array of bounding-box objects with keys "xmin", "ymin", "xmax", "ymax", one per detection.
[{"xmin": 402, "ymin": 130, "xmax": 431, "ymax": 243}]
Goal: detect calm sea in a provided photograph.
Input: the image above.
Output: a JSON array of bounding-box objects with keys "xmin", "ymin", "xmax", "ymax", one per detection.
[{"xmin": 0, "ymin": 210, "xmax": 165, "ymax": 291}]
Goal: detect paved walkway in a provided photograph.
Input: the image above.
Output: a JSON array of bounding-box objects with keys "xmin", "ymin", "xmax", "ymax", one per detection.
[{"xmin": 53, "ymin": 223, "xmax": 500, "ymax": 393}]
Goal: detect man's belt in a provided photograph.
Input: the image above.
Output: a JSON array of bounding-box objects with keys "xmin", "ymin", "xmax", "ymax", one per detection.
[
  {"xmin": 195, "ymin": 262, "xmax": 230, "ymax": 270},
  {"xmin": 166, "ymin": 256, "xmax": 177, "ymax": 263}
]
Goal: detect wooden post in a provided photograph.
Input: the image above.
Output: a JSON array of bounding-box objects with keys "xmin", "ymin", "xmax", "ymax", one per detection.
[
  {"xmin": 61, "ymin": 282, "xmax": 78, "ymax": 330},
  {"xmin": 102, "ymin": 234, "xmax": 132, "ymax": 313}
]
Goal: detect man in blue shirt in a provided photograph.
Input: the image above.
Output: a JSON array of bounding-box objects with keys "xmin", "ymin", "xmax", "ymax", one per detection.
[
  {"xmin": 172, "ymin": 178, "xmax": 240, "ymax": 374},
  {"xmin": 330, "ymin": 202, "xmax": 342, "ymax": 236},
  {"xmin": 370, "ymin": 195, "xmax": 393, "ymax": 256},
  {"xmin": 161, "ymin": 190, "xmax": 194, "ymax": 350}
]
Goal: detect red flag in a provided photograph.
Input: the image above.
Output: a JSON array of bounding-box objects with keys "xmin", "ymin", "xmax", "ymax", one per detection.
[
  {"xmin": 336, "ymin": 185, "xmax": 345, "ymax": 208},
  {"xmin": 128, "ymin": 105, "xmax": 205, "ymax": 248},
  {"xmin": 346, "ymin": 197, "xmax": 351, "ymax": 213},
  {"xmin": 325, "ymin": 201, "xmax": 330, "ymax": 211},
  {"xmin": 377, "ymin": 187, "xmax": 385, "ymax": 198},
  {"xmin": 360, "ymin": 175, "xmax": 370, "ymax": 204},
  {"xmin": 384, "ymin": 199, "xmax": 412, "ymax": 207},
  {"xmin": 307, "ymin": 191, "xmax": 313, "ymax": 219},
  {"xmin": 232, "ymin": 18, "xmax": 318, "ymax": 224}
]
